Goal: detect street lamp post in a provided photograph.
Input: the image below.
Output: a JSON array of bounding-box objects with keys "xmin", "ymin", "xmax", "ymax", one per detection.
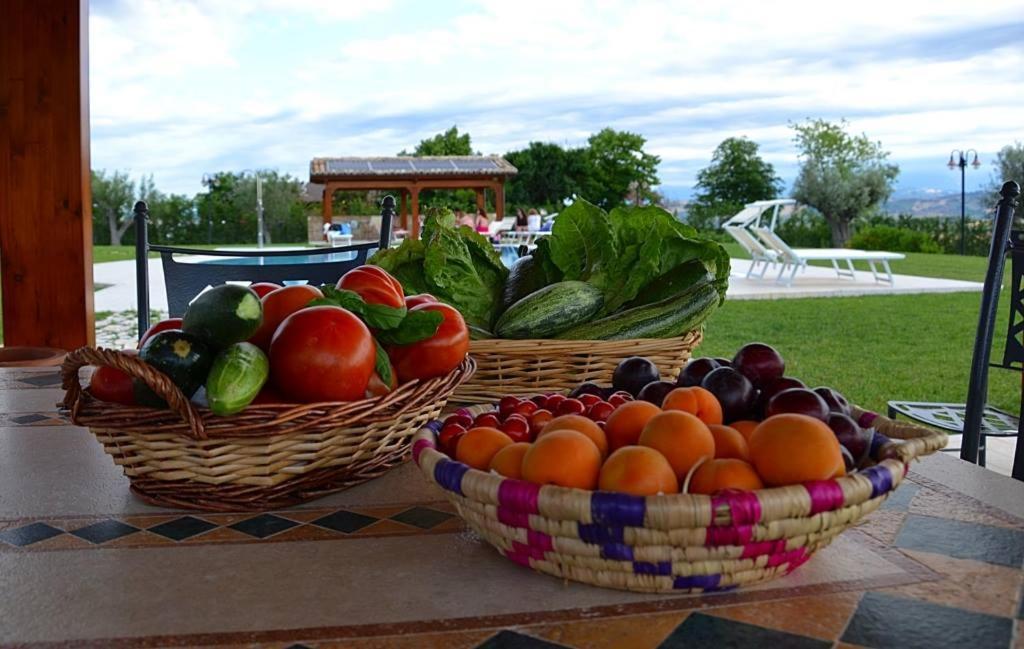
[{"xmin": 947, "ymin": 149, "xmax": 981, "ymax": 256}]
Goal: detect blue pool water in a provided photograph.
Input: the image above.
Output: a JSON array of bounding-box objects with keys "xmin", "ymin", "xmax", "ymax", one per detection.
[{"xmin": 202, "ymin": 247, "xmax": 523, "ymax": 268}]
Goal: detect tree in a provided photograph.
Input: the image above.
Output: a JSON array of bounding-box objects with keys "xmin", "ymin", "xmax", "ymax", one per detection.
[
  {"xmin": 196, "ymin": 171, "xmax": 306, "ymax": 245},
  {"xmin": 91, "ymin": 170, "xmax": 137, "ymax": 245},
  {"xmin": 400, "ymin": 125, "xmax": 474, "ymax": 156},
  {"xmin": 687, "ymin": 137, "xmax": 782, "ymax": 230},
  {"xmin": 504, "ymin": 142, "xmax": 592, "ymax": 210},
  {"xmin": 583, "ymin": 128, "xmax": 660, "ymax": 209},
  {"xmin": 992, "ymin": 142, "xmax": 1024, "ymax": 203},
  {"xmin": 791, "ymin": 119, "xmax": 899, "ymax": 246}
]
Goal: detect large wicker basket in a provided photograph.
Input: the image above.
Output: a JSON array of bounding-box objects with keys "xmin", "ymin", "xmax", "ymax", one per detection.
[
  {"xmin": 61, "ymin": 347, "xmax": 475, "ymax": 512},
  {"xmin": 453, "ymin": 330, "xmax": 702, "ymax": 404},
  {"xmin": 413, "ymin": 405, "xmax": 946, "ymax": 593}
]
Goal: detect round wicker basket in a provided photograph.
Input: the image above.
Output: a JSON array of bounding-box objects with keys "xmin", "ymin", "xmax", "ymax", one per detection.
[
  {"xmin": 453, "ymin": 330, "xmax": 703, "ymax": 405},
  {"xmin": 61, "ymin": 347, "xmax": 475, "ymax": 512},
  {"xmin": 413, "ymin": 405, "xmax": 946, "ymax": 593}
]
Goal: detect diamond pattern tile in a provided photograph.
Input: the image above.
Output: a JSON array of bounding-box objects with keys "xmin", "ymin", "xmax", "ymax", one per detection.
[
  {"xmin": 842, "ymin": 592, "xmax": 1013, "ymax": 649},
  {"xmin": 230, "ymin": 514, "xmax": 298, "ymax": 539},
  {"xmin": 11, "ymin": 413, "xmax": 49, "ymax": 425},
  {"xmin": 0, "ymin": 522, "xmax": 63, "ymax": 547},
  {"xmin": 311, "ymin": 510, "xmax": 377, "ymax": 534},
  {"xmin": 148, "ymin": 516, "xmax": 217, "ymax": 541},
  {"xmin": 18, "ymin": 373, "xmax": 63, "ymax": 387},
  {"xmin": 390, "ymin": 506, "xmax": 453, "ymax": 529},
  {"xmin": 658, "ymin": 613, "xmax": 830, "ymax": 648},
  {"xmin": 881, "ymin": 481, "xmax": 919, "ymax": 511},
  {"xmin": 895, "ymin": 514, "xmax": 1024, "ymax": 568},
  {"xmin": 476, "ymin": 630, "xmax": 570, "ymax": 648},
  {"xmin": 70, "ymin": 520, "xmax": 139, "ymax": 545}
]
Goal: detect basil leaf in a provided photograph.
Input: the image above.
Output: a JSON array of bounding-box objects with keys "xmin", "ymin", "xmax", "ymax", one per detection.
[
  {"xmin": 312, "ymin": 286, "xmax": 407, "ymax": 330},
  {"xmin": 375, "ymin": 309, "xmax": 444, "ymax": 346},
  {"xmin": 373, "ymin": 340, "xmax": 393, "ymax": 389}
]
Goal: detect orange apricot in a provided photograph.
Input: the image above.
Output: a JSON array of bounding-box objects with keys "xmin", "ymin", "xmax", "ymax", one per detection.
[
  {"xmin": 708, "ymin": 424, "xmax": 750, "ymax": 461},
  {"xmin": 599, "ymin": 446, "xmax": 679, "ymax": 496},
  {"xmin": 489, "ymin": 442, "xmax": 531, "ymax": 479},
  {"xmin": 687, "ymin": 458, "xmax": 764, "ymax": 494},
  {"xmin": 521, "ymin": 430, "xmax": 602, "ymax": 490},
  {"xmin": 605, "ymin": 401, "xmax": 662, "ymax": 452},
  {"xmin": 748, "ymin": 414, "xmax": 845, "ymax": 486},
  {"xmin": 540, "ymin": 414, "xmax": 609, "ymax": 457},
  {"xmin": 661, "ymin": 386, "xmax": 723, "ymax": 426},
  {"xmin": 455, "ymin": 426, "xmax": 514, "ymax": 471},
  {"xmin": 638, "ymin": 410, "xmax": 716, "ymax": 481}
]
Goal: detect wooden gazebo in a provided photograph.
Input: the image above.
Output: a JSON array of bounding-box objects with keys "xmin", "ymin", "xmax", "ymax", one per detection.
[{"xmin": 310, "ymin": 156, "xmax": 518, "ymax": 239}]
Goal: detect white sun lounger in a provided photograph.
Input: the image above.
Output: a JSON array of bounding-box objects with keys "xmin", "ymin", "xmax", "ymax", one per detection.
[
  {"xmin": 751, "ymin": 226, "xmax": 905, "ymax": 287},
  {"xmin": 724, "ymin": 225, "xmax": 780, "ymax": 278}
]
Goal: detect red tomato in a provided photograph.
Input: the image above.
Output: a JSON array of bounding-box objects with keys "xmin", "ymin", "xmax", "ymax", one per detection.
[
  {"xmin": 404, "ymin": 293, "xmax": 438, "ymax": 309},
  {"xmin": 269, "ymin": 306, "xmax": 375, "ymax": 402},
  {"xmin": 137, "ymin": 318, "xmax": 183, "ymax": 348},
  {"xmin": 249, "ymin": 282, "xmax": 282, "ymax": 298},
  {"xmin": 249, "ymin": 284, "xmax": 323, "ymax": 351},
  {"xmin": 250, "ymin": 384, "xmax": 289, "ymax": 405},
  {"xmin": 388, "ymin": 302, "xmax": 469, "ymax": 382},
  {"xmin": 365, "ymin": 356, "xmax": 398, "ymax": 398},
  {"xmin": 337, "ymin": 265, "xmax": 404, "ymax": 308},
  {"xmin": 89, "ymin": 350, "xmax": 137, "ymax": 405}
]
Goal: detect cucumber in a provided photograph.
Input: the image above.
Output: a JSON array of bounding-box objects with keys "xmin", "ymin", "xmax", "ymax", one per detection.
[
  {"xmin": 556, "ymin": 283, "xmax": 719, "ymax": 340},
  {"xmin": 134, "ymin": 330, "xmax": 215, "ymax": 407},
  {"xmin": 494, "ymin": 281, "xmax": 604, "ymax": 339},
  {"xmin": 205, "ymin": 342, "xmax": 269, "ymax": 416},
  {"xmin": 182, "ymin": 284, "xmax": 263, "ymax": 348}
]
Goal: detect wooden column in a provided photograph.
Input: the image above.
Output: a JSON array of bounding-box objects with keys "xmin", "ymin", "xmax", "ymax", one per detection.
[
  {"xmin": 0, "ymin": 0, "xmax": 94, "ymax": 348},
  {"xmin": 410, "ymin": 188, "xmax": 422, "ymax": 240},
  {"xmin": 400, "ymin": 190, "xmax": 408, "ymax": 231},
  {"xmin": 495, "ymin": 181, "xmax": 506, "ymax": 221},
  {"xmin": 475, "ymin": 188, "xmax": 485, "ymax": 213}
]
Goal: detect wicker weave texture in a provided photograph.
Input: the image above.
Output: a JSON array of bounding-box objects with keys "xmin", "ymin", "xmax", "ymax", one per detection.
[
  {"xmin": 453, "ymin": 331, "xmax": 702, "ymax": 404},
  {"xmin": 413, "ymin": 406, "xmax": 946, "ymax": 593},
  {"xmin": 61, "ymin": 347, "xmax": 475, "ymax": 511}
]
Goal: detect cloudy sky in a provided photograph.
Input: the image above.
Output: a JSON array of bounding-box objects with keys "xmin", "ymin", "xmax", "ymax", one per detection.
[{"xmin": 89, "ymin": 0, "xmax": 1024, "ymax": 200}]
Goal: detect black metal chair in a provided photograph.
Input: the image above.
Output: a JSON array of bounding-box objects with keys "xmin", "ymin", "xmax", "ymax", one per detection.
[
  {"xmin": 134, "ymin": 195, "xmax": 395, "ymax": 337},
  {"xmin": 887, "ymin": 181, "xmax": 1022, "ymax": 480}
]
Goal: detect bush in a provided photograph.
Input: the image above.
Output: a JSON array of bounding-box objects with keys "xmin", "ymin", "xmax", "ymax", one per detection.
[
  {"xmin": 861, "ymin": 214, "xmax": 991, "ymax": 255},
  {"xmin": 849, "ymin": 225, "xmax": 942, "ymax": 253},
  {"xmin": 775, "ymin": 210, "xmax": 832, "ymax": 247}
]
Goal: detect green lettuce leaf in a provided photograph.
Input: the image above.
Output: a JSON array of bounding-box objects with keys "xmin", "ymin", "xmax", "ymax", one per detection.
[{"xmin": 548, "ymin": 199, "xmax": 615, "ymax": 281}]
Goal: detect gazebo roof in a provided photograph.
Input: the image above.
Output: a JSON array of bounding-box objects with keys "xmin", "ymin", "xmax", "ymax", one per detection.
[{"xmin": 310, "ymin": 155, "xmax": 517, "ymax": 182}]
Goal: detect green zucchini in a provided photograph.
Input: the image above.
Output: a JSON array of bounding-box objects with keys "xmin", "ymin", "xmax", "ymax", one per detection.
[
  {"xmin": 494, "ymin": 281, "xmax": 604, "ymax": 339},
  {"xmin": 205, "ymin": 342, "xmax": 270, "ymax": 416},
  {"xmin": 556, "ymin": 283, "xmax": 719, "ymax": 340},
  {"xmin": 134, "ymin": 330, "xmax": 215, "ymax": 407},
  {"xmin": 627, "ymin": 259, "xmax": 713, "ymax": 308},
  {"xmin": 182, "ymin": 284, "xmax": 263, "ymax": 348}
]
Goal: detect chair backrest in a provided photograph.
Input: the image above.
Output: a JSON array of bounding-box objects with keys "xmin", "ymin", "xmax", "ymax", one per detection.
[
  {"xmin": 134, "ymin": 196, "xmax": 395, "ymax": 333},
  {"xmin": 725, "ymin": 225, "xmax": 771, "ymax": 259},
  {"xmin": 752, "ymin": 226, "xmax": 798, "ymax": 262}
]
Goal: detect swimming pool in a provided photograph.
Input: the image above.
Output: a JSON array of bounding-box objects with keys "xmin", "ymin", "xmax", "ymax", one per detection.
[{"xmin": 200, "ymin": 247, "xmax": 524, "ymax": 268}]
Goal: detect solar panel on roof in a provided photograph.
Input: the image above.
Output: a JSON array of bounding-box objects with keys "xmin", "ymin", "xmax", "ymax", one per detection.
[
  {"xmin": 368, "ymin": 160, "xmax": 414, "ymax": 171},
  {"xmin": 451, "ymin": 158, "xmax": 499, "ymax": 171},
  {"xmin": 326, "ymin": 160, "xmax": 371, "ymax": 172},
  {"xmin": 409, "ymin": 159, "xmax": 456, "ymax": 172}
]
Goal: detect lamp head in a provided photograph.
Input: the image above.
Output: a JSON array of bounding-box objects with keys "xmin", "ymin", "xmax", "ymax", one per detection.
[
  {"xmin": 971, "ymin": 153, "xmax": 981, "ymax": 169},
  {"xmin": 947, "ymin": 153, "xmax": 957, "ymax": 170}
]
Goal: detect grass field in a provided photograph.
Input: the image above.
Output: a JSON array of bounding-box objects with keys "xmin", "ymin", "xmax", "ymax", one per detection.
[
  {"xmin": 702, "ymin": 247, "xmax": 1013, "ymax": 414},
  {"xmin": 93, "ymin": 244, "xmax": 305, "ymax": 264}
]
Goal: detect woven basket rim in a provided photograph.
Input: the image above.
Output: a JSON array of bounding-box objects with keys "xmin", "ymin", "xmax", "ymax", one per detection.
[
  {"xmin": 412, "ymin": 402, "xmax": 947, "ymax": 527},
  {"xmin": 467, "ymin": 331, "xmax": 702, "ymax": 350},
  {"xmin": 61, "ymin": 346, "xmax": 476, "ymax": 440}
]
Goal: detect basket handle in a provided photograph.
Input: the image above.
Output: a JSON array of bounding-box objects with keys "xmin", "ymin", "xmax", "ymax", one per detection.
[{"xmin": 61, "ymin": 346, "xmax": 207, "ymax": 440}]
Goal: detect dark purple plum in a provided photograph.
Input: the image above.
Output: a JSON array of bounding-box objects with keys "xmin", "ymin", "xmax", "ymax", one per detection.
[
  {"xmin": 840, "ymin": 446, "xmax": 856, "ymax": 473},
  {"xmin": 766, "ymin": 388, "xmax": 829, "ymax": 422},
  {"xmin": 676, "ymin": 357, "xmax": 721, "ymax": 387},
  {"xmin": 713, "ymin": 357, "xmax": 733, "ymax": 367},
  {"xmin": 828, "ymin": 413, "xmax": 872, "ymax": 465},
  {"xmin": 637, "ymin": 380, "xmax": 676, "ymax": 406},
  {"xmin": 732, "ymin": 342, "xmax": 785, "ymax": 388},
  {"xmin": 814, "ymin": 386, "xmax": 852, "ymax": 416},
  {"xmin": 569, "ymin": 382, "xmax": 605, "ymax": 399},
  {"xmin": 612, "ymin": 357, "xmax": 660, "ymax": 397},
  {"xmin": 701, "ymin": 367, "xmax": 756, "ymax": 423},
  {"xmin": 756, "ymin": 376, "xmax": 807, "ymax": 416}
]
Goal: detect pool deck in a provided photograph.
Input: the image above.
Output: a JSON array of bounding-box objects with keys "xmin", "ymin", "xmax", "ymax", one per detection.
[{"xmin": 95, "ymin": 257, "xmax": 985, "ymax": 314}]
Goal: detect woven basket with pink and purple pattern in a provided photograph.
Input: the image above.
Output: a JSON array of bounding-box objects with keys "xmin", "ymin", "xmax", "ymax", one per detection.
[{"xmin": 412, "ymin": 405, "xmax": 946, "ymax": 593}]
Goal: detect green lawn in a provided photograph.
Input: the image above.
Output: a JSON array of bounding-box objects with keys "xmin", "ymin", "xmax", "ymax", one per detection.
[
  {"xmin": 93, "ymin": 244, "xmax": 306, "ymax": 264},
  {"xmin": 703, "ymin": 246, "xmax": 1012, "ymax": 414}
]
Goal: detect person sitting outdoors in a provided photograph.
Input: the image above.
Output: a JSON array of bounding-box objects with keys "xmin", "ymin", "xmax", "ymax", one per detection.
[
  {"xmin": 474, "ymin": 207, "xmax": 490, "ymax": 233},
  {"xmin": 455, "ymin": 208, "xmax": 474, "ymax": 229},
  {"xmin": 527, "ymin": 208, "xmax": 542, "ymax": 231},
  {"xmin": 514, "ymin": 208, "xmax": 529, "ymax": 232}
]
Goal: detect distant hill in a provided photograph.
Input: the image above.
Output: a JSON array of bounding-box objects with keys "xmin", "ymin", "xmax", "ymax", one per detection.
[{"xmin": 883, "ymin": 190, "xmax": 992, "ymax": 218}]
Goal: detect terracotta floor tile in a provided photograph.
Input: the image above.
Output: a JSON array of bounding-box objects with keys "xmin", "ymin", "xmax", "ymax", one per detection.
[
  {"xmin": 529, "ymin": 611, "xmax": 691, "ymax": 649},
  {"xmin": 431, "ymin": 516, "xmax": 467, "ymax": 534},
  {"xmin": 27, "ymin": 532, "xmax": 92, "ymax": 551},
  {"xmin": 101, "ymin": 530, "xmax": 173, "ymax": 549},
  {"xmin": 121, "ymin": 514, "xmax": 182, "ymax": 529},
  {"xmin": 705, "ymin": 591, "xmax": 862, "ymax": 642},
  {"xmin": 854, "ymin": 509, "xmax": 906, "ymax": 546},
  {"xmin": 182, "ymin": 526, "xmax": 251, "ymax": 544},
  {"xmin": 262, "ymin": 523, "xmax": 339, "ymax": 542},
  {"xmin": 355, "ymin": 519, "xmax": 418, "ymax": 536},
  {"xmin": 881, "ymin": 549, "xmax": 1024, "ymax": 618},
  {"xmin": 324, "ymin": 629, "xmax": 494, "ymax": 648},
  {"xmin": 835, "ymin": 643, "xmax": 871, "ymax": 649},
  {"xmin": 909, "ymin": 488, "xmax": 1023, "ymax": 530},
  {"xmin": 356, "ymin": 505, "xmax": 421, "ymax": 519},
  {"xmin": 273, "ymin": 509, "xmax": 334, "ymax": 523}
]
